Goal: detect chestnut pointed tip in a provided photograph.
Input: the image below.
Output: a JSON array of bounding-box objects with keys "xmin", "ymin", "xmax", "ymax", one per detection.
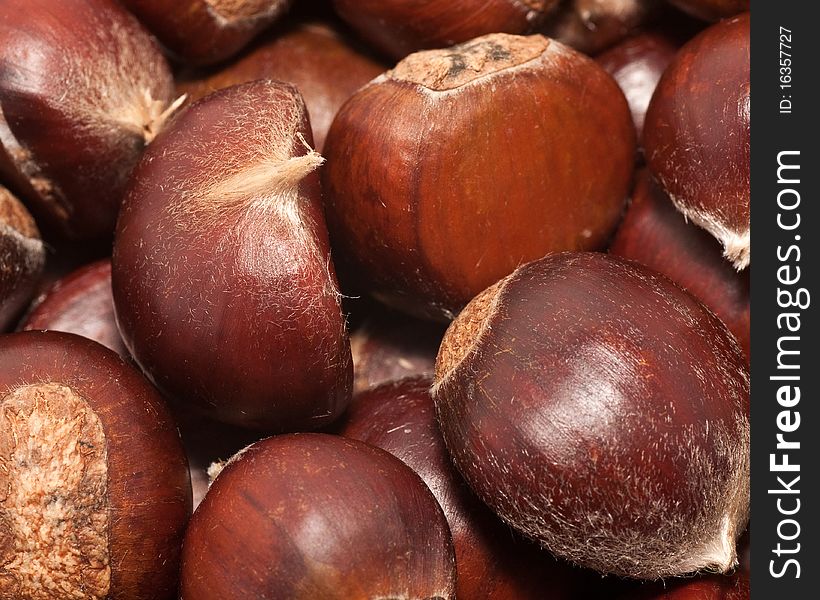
[{"xmin": 722, "ymin": 231, "xmax": 750, "ymax": 271}]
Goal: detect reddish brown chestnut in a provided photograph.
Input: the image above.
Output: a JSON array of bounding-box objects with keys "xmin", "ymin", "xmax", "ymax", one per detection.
[
  {"xmin": 350, "ymin": 308, "xmax": 446, "ymax": 393},
  {"xmin": 666, "ymin": 0, "xmax": 749, "ymax": 22},
  {"xmin": 113, "ymin": 80, "xmax": 352, "ymax": 430},
  {"xmin": 324, "ymin": 33, "xmax": 635, "ymax": 320},
  {"xmin": 432, "ymin": 252, "xmax": 750, "ymax": 579},
  {"xmin": 21, "ymin": 259, "xmax": 128, "ymax": 357},
  {"xmin": 331, "ymin": 0, "xmax": 560, "ymax": 59},
  {"xmin": 1, "ymin": 184, "xmax": 45, "ymax": 330},
  {"xmin": 622, "ymin": 572, "xmax": 750, "ymax": 599},
  {"xmin": 180, "ymin": 433, "xmax": 456, "ymax": 599},
  {"xmin": 541, "ymin": 0, "xmax": 660, "ymax": 55},
  {"xmin": 340, "ymin": 378, "xmax": 586, "ymax": 599},
  {"xmin": 644, "ymin": 13, "xmax": 750, "ymax": 268},
  {"xmin": 610, "ymin": 171, "xmax": 749, "ymax": 361},
  {"xmin": 0, "ymin": 331, "xmax": 191, "ymax": 599},
  {"xmin": 176, "ymin": 21, "xmax": 386, "ymax": 151},
  {"xmin": 0, "ymin": 0, "xmax": 177, "ymax": 240},
  {"xmin": 597, "ymin": 32, "xmax": 678, "ymax": 138},
  {"xmin": 120, "ymin": 0, "xmax": 293, "ymax": 66}
]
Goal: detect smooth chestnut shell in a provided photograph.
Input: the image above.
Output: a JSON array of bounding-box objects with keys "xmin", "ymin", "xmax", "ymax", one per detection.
[
  {"xmin": 340, "ymin": 378, "xmax": 587, "ymax": 599},
  {"xmin": 113, "ymin": 80, "xmax": 352, "ymax": 430},
  {"xmin": 0, "ymin": 0, "xmax": 176, "ymax": 240},
  {"xmin": 623, "ymin": 572, "xmax": 750, "ymax": 599},
  {"xmin": 176, "ymin": 21, "xmax": 386, "ymax": 151},
  {"xmin": 0, "ymin": 331, "xmax": 191, "ymax": 599},
  {"xmin": 540, "ymin": 0, "xmax": 660, "ymax": 55},
  {"xmin": 644, "ymin": 13, "xmax": 750, "ymax": 269},
  {"xmin": 21, "ymin": 259, "xmax": 128, "ymax": 357},
  {"xmin": 597, "ymin": 32, "xmax": 678, "ymax": 138},
  {"xmin": 432, "ymin": 252, "xmax": 749, "ymax": 579},
  {"xmin": 180, "ymin": 433, "xmax": 456, "ymax": 599},
  {"xmin": 121, "ymin": 0, "xmax": 293, "ymax": 66},
  {"xmin": 1, "ymin": 184, "xmax": 45, "ymax": 330},
  {"xmin": 666, "ymin": 0, "xmax": 749, "ymax": 21},
  {"xmin": 610, "ymin": 171, "xmax": 749, "ymax": 361},
  {"xmin": 331, "ymin": 0, "xmax": 560, "ymax": 59},
  {"xmin": 324, "ymin": 33, "xmax": 635, "ymax": 320}
]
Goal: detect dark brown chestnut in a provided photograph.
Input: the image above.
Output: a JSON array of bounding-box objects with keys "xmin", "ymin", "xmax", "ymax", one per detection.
[
  {"xmin": 0, "ymin": 331, "xmax": 191, "ymax": 599},
  {"xmin": 21, "ymin": 259, "xmax": 128, "ymax": 357},
  {"xmin": 350, "ymin": 308, "xmax": 446, "ymax": 393},
  {"xmin": 610, "ymin": 171, "xmax": 749, "ymax": 361},
  {"xmin": 597, "ymin": 32, "xmax": 678, "ymax": 138},
  {"xmin": 621, "ymin": 572, "xmax": 750, "ymax": 599},
  {"xmin": 432, "ymin": 252, "xmax": 750, "ymax": 579},
  {"xmin": 331, "ymin": 0, "xmax": 560, "ymax": 59},
  {"xmin": 324, "ymin": 33, "xmax": 635, "ymax": 320},
  {"xmin": 180, "ymin": 433, "xmax": 456, "ymax": 599},
  {"xmin": 644, "ymin": 13, "xmax": 750, "ymax": 268},
  {"xmin": 120, "ymin": 0, "xmax": 293, "ymax": 66},
  {"xmin": 176, "ymin": 21, "xmax": 386, "ymax": 151},
  {"xmin": 340, "ymin": 378, "xmax": 586, "ymax": 599},
  {"xmin": 1, "ymin": 184, "xmax": 45, "ymax": 330},
  {"xmin": 0, "ymin": 0, "xmax": 177, "ymax": 240},
  {"xmin": 666, "ymin": 0, "xmax": 749, "ymax": 22},
  {"xmin": 540, "ymin": 0, "xmax": 660, "ymax": 55},
  {"xmin": 113, "ymin": 80, "xmax": 352, "ymax": 430}
]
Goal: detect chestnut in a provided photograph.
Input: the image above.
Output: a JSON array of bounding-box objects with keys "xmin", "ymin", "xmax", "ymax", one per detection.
[
  {"xmin": 340, "ymin": 378, "xmax": 587, "ymax": 599},
  {"xmin": 176, "ymin": 21, "xmax": 386, "ymax": 151},
  {"xmin": 0, "ymin": 0, "xmax": 177, "ymax": 240},
  {"xmin": 666, "ymin": 0, "xmax": 749, "ymax": 22},
  {"xmin": 644, "ymin": 13, "xmax": 750, "ymax": 269},
  {"xmin": 432, "ymin": 252, "xmax": 750, "ymax": 579},
  {"xmin": 610, "ymin": 170, "xmax": 749, "ymax": 361},
  {"xmin": 331, "ymin": 0, "xmax": 560, "ymax": 59},
  {"xmin": 21, "ymin": 259, "xmax": 128, "ymax": 357},
  {"xmin": 622, "ymin": 572, "xmax": 750, "ymax": 599},
  {"xmin": 0, "ymin": 331, "xmax": 191, "ymax": 599},
  {"xmin": 180, "ymin": 433, "xmax": 456, "ymax": 599},
  {"xmin": 597, "ymin": 32, "xmax": 678, "ymax": 138},
  {"xmin": 540, "ymin": 0, "xmax": 660, "ymax": 55},
  {"xmin": 1, "ymin": 184, "xmax": 45, "ymax": 330},
  {"xmin": 324, "ymin": 33, "xmax": 635, "ymax": 320},
  {"xmin": 350, "ymin": 307, "xmax": 446, "ymax": 393},
  {"xmin": 113, "ymin": 80, "xmax": 352, "ymax": 430},
  {"xmin": 120, "ymin": 0, "xmax": 292, "ymax": 66}
]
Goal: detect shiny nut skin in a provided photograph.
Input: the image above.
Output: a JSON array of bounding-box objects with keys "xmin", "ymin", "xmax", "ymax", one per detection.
[{"xmin": 432, "ymin": 252, "xmax": 749, "ymax": 579}]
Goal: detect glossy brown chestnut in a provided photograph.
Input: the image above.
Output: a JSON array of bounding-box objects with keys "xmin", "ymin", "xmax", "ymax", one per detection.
[
  {"xmin": 120, "ymin": 0, "xmax": 292, "ymax": 66},
  {"xmin": 597, "ymin": 32, "xmax": 678, "ymax": 138},
  {"xmin": 540, "ymin": 0, "xmax": 660, "ymax": 55},
  {"xmin": 432, "ymin": 252, "xmax": 750, "ymax": 579},
  {"xmin": 644, "ymin": 13, "xmax": 750, "ymax": 269},
  {"xmin": 1, "ymin": 184, "xmax": 45, "ymax": 330},
  {"xmin": 0, "ymin": 0, "xmax": 177, "ymax": 240},
  {"xmin": 610, "ymin": 171, "xmax": 749, "ymax": 361},
  {"xmin": 180, "ymin": 433, "xmax": 456, "ymax": 599},
  {"xmin": 331, "ymin": 0, "xmax": 560, "ymax": 59},
  {"xmin": 622, "ymin": 572, "xmax": 750, "ymax": 599},
  {"xmin": 21, "ymin": 259, "xmax": 128, "ymax": 357},
  {"xmin": 113, "ymin": 80, "xmax": 352, "ymax": 430},
  {"xmin": 176, "ymin": 21, "xmax": 386, "ymax": 151},
  {"xmin": 324, "ymin": 33, "xmax": 635, "ymax": 320},
  {"xmin": 350, "ymin": 309, "xmax": 446, "ymax": 393},
  {"xmin": 340, "ymin": 378, "xmax": 586, "ymax": 600},
  {"xmin": 0, "ymin": 331, "xmax": 191, "ymax": 599},
  {"xmin": 666, "ymin": 0, "xmax": 749, "ymax": 21}
]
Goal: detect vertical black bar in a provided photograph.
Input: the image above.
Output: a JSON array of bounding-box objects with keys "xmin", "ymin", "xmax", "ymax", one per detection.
[{"xmin": 751, "ymin": 1, "xmax": 819, "ymax": 597}]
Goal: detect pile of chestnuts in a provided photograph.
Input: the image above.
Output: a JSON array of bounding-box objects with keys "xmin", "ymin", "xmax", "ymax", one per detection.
[{"xmin": 0, "ymin": 0, "xmax": 750, "ymax": 598}]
